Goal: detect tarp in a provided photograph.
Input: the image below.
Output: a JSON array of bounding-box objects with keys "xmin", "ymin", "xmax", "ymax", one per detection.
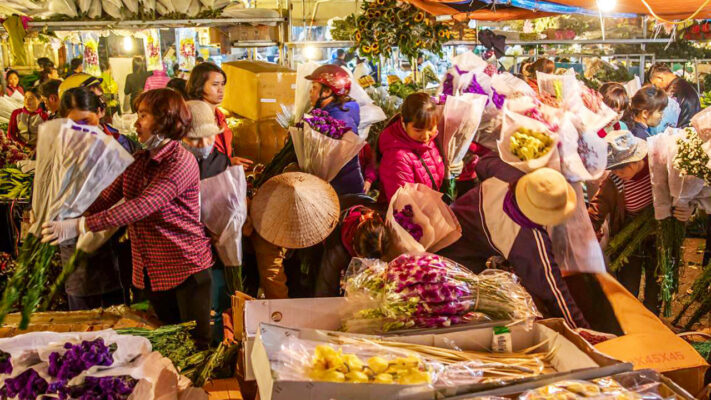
[{"xmin": 405, "ymin": 0, "xmax": 710, "ymax": 21}]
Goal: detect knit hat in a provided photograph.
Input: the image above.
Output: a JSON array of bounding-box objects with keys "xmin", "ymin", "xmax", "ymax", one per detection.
[
  {"xmin": 186, "ymin": 100, "xmax": 222, "ymax": 139},
  {"xmin": 250, "ymin": 172, "xmax": 340, "ymax": 249},
  {"xmin": 605, "ymin": 130, "xmax": 647, "ymax": 169},
  {"xmin": 515, "ymin": 167, "xmax": 576, "ymax": 227}
]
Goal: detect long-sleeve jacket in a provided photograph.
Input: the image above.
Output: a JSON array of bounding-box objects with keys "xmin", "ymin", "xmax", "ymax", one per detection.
[
  {"xmin": 438, "ymin": 177, "xmax": 589, "ymax": 329},
  {"xmin": 667, "ymin": 77, "xmax": 701, "ymax": 128},
  {"xmin": 322, "ymin": 101, "xmax": 365, "ymax": 196}
]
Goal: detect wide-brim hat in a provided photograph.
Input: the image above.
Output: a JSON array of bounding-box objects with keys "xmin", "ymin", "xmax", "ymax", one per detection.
[
  {"xmin": 250, "ymin": 172, "xmax": 340, "ymax": 249},
  {"xmin": 515, "ymin": 167, "xmax": 576, "ymax": 227},
  {"xmin": 605, "ymin": 130, "xmax": 648, "ymax": 169}
]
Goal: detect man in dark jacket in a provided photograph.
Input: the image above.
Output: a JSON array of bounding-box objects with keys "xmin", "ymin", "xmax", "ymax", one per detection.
[{"xmin": 648, "ymin": 63, "xmax": 701, "ymax": 128}]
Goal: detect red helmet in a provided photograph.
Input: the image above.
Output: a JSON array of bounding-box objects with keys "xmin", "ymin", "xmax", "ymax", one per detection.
[{"xmin": 305, "ymin": 64, "xmax": 351, "ymax": 97}]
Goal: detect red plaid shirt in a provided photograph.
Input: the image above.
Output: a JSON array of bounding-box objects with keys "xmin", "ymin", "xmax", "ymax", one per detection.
[{"xmin": 85, "ymin": 140, "xmax": 213, "ymax": 291}]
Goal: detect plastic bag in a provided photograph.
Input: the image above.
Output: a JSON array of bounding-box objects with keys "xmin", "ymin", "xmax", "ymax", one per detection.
[
  {"xmin": 386, "ymin": 183, "xmax": 462, "ymax": 254},
  {"xmin": 440, "ymin": 93, "xmax": 488, "ymax": 171},
  {"xmin": 30, "ymin": 119, "xmax": 134, "ymax": 234},
  {"xmin": 692, "ymin": 106, "xmax": 711, "ymax": 141},
  {"xmin": 498, "ymin": 102, "xmax": 561, "ymax": 173},
  {"xmin": 121, "ymin": 0, "xmax": 139, "ymax": 14},
  {"xmin": 77, "ymin": 0, "xmax": 92, "ymax": 14},
  {"xmin": 491, "ymin": 72, "xmax": 535, "ymax": 98},
  {"xmin": 558, "ymin": 116, "xmax": 607, "ymax": 182},
  {"xmin": 293, "ymin": 62, "xmax": 320, "ymax": 122},
  {"xmin": 567, "ymin": 83, "xmax": 618, "ymax": 134},
  {"xmin": 341, "ymin": 253, "xmax": 539, "ymax": 333},
  {"xmin": 101, "ymin": 0, "xmax": 121, "ymax": 18},
  {"xmin": 200, "ymin": 166, "xmax": 248, "ymax": 266},
  {"xmin": 624, "ymin": 76, "xmax": 642, "ymax": 98},
  {"xmin": 290, "ymin": 123, "xmax": 366, "ymax": 182},
  {"xmin": 48, "ymin": 0, "xmax": 77, "ymax": 17},
  {"xmin": 186, "ymin": 0, "xmax": 200, "ymax": 17},
  {"xmin": 88, "ymin": 0, "xmax": 102, "ymax": 19},
  {"xmin": 536, "ymin": 70, "xmax": 579, "ymax": 104},
  {"xmin": 548, "ymin": 183, "xmax": 607, "ymax": 274}
]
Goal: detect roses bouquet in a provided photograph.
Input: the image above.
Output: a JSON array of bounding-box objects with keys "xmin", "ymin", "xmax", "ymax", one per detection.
[
  {"xmin": 200, "ymin": 165, "xmax": 248, "ymax": 293},
  {"xmin": 386, "ymin": 183, "xmax": 461, "ymax": 255},
  {"xmin": 341, "ymin": 253, "xmax": 540, "ymax": 333},
  {"xmin": 290, "ymin": 109, "xmax": 366, "ymax": 182},
  {"xmin": 0, "ymin": 119, "xmax": 133, "ymax": 328}
]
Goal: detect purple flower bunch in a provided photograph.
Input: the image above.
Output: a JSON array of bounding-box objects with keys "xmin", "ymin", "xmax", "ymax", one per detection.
[
  {"xmin": 0, "ymin": 350, "xmax": 12, "ymax": 375},
  {"xmin": 52, "ymin": 375, "xmax": 137, "ymax": 400},
  {"xmin": 0, "ymin": 368, "xmax": 48, "ymax": 400},
  {"xmin": 441, "ymin": 73, "xmax": 455, "ymax": 97},
  {"xmin": 463, "ymin": 74, "xmax": 487, "ymax": 97},
  {"xmin": 394, "ymin": 205, "xmax": 423, "ymax": 242},
  {"xmin": 303, "ymin": 109, "xmax": 350, "ymax": 140},
  {"xmin": 491, "ymin": 88, "xmax": 505, "ymax": 110},
  {"xmin": 48, "ymin": 338, "xmax": 115, "ymax": 382}
]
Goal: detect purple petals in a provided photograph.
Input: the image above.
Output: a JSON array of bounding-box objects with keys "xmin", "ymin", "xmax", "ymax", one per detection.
[
  {"xmin": 0, "ymin": 350, "xmax": 12, "ymax": 375},
  {"xmin": 463, "ymin": 74, "xmax": 487, "ymax": 96},
  {"xmin": 0, "ymin": 369, "xmax": 48, "ymax": 400},
  {"xmin": 394, "ymin": 205, "xmax": 424, "ymax": 242},
  {"xmin": 304, "ymin": 109, "xmax": 349, "ymax": 140},
  {"xmin": 48, "ymin": 338, "xmax": 115, "ymax": 382},
  {"xmin": 491, "ymin": 89, "xmax": 505, "ymax": 110}
]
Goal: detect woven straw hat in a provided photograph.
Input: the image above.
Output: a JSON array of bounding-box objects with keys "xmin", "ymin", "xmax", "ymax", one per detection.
[
  {"xmin": 515, "ymin": 168, "xmax": 576, "ymax": 227},
  {"xmin": 250, "ymin": 172, "xmax": 340, "ymax": 249},
  {"xmin": 186, "ymin": 100, "xmax": 222, "ymax": 139}
]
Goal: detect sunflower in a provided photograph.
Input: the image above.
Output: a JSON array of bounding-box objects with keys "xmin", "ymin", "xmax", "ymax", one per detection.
[
  {"xmin": 376, "ymin": 0, "xmax": 385, "ymax": 5},
  {"xmin": 413, "ymin": 11, "xmax": 424, "ymax": 22},
  {"xmin": 371, "ymin": 42, "xmax": 380, "ymax": 51},
  {"xmin": 361, "ymin": 44, "xmax": 372, "ymax": 54},
  {"xmin": 438, "ymin": 30, "xmax": 447, "ymax": 38},
  {"xmin": 373, "ymin": 10, "xmax": 381, "ymax": 18},
  {"xmin": 355, "ymin": 30, "xmax": 362, "ymax": 42},
  {"xmin": 358, "ymin": 18, "xmax": 367, "ymax": 28}
]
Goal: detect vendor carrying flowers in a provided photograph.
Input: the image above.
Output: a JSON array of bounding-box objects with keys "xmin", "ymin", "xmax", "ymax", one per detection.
[
  {"xmin": 305, "ymin": 64, "xmax": 365, "ymax": 195},
  {"xmin": 439, "ymin": 158, "xmax": 589, "ymax": 329},
  {"xmin": 41, "ymin": 88, "xmax": 214, "ymax": 348},
  {"xmin": 587, "ymin": 131, "xmax": 691, "ymax": 314},
  {"xmin": 378, "ymin": 92, "xmax": 445, "ymax": 202}
]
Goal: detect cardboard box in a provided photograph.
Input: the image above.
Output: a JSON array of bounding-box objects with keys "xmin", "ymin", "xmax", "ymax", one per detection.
[
  {"xmin": 226, "ymin": 25, "xmax": 279, "ymax": 43},
  {"xmin": 251, "ymin": 322, "xmax": 627, "ymax": 400},
  {"xmin": 230, "ymin": 118, "xmax": 289, "ymax": 165},
  {"xmin": 222, "ymin": 61, "xmax": 296, "ymax": 121}
]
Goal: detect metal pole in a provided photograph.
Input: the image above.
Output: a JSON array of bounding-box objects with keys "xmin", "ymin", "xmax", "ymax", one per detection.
[{"xmin": 695, "ymin": 58, "xmax": 700, "ymax": 94}]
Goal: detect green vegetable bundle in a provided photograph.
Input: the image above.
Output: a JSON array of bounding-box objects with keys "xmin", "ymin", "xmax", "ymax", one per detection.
[
  {"xmin": 0, "ymin": 166, "xmax": 33, "ymax": 200},
  {"xmin": 604, "ymin": 208, "xmax": 656, "ymax": 272}
]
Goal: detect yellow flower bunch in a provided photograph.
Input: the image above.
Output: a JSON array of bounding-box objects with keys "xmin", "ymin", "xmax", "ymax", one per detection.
[
  {"xmin": 309, "ymin": 345, "xmax": 431, "ymax": 385},
  {"xmin": 510, "ymin": 128, "xmax": 554, "ymax": 161}
]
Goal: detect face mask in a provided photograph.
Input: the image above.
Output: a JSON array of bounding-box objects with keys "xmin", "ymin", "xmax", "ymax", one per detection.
[
  {"xmin": 141, "ymin": 134, "xmax": 165, "ymax": 151},
  {"xmin": 183, "ymin": 142, "xmax": 213, "ymax": 159}
]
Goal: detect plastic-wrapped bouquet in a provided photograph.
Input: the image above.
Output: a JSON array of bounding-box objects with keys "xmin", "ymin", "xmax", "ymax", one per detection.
[
  {"xmin": 291, "ymin": 110, "xmax": 366, "ymax": 182},
  {"xmin": 341, "ymin": 253, "xmax": 540, "ymax": 333},
  {"xmin": 300, "ymin": 109, "xmax": 350, "ymax": 140},
  {"xmin": 672, "ymin": 127, "xmax": 711, "ymax": 184}
]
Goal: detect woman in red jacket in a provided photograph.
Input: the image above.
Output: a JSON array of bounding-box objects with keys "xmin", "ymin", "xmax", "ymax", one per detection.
[
  {"xmin": 5, "ymin": 70, "xmax": 23, "ymax": 97},
  {"xmin": 378, "ymin": 92, "xmax": 445, "ymax": 201},
  {"xmin": 186, "ymin": 62, "xmax": 252, "ymax": 167},
  {"xmin": 8, "ymin": 87, "xmax": 48, "ymax": 149}
]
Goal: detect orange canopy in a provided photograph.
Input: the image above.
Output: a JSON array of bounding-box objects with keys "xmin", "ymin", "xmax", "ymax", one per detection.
[
  {"xmin": 546, "ymin": 0, "xmax": 711, "ymax": 20},
  {"xmin": 406, "ymin": 0, "xmax": 555, "ymax": 21}
]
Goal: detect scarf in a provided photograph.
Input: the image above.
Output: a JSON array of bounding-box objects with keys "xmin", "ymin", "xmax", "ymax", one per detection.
[{"xmin": 503, "ymin": 188, "xmax": 543, "ymax": 230}]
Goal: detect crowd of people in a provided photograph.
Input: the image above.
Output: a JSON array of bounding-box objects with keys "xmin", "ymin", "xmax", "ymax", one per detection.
[{"xmin": 3, "ymin": 52, "xmax": 706, "ymax": 346}]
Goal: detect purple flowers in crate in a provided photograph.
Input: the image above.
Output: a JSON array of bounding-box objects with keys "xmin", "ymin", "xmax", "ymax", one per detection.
[
  {"xmin": 0, "ymin": 368, "xmax": 48, "ymax": 400},
  {"xmin": 394, "ymin": 205, "xmax": 423, "ymax": 242},
  {"xmin": 0, "ymin": 350, "xmax": 11, "ymax": 374},
  {"xmin": 48, "ymin": 338, "xmax": 115, "ymax": 382},
  {"xmin": 302, "ymin": 109, "xmax": 350, "ymax": 140}
]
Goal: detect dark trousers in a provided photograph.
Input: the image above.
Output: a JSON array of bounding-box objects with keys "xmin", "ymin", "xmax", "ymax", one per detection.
[
  {"xmin": 68, "ymin": 289, "xmax": 125, "ymax": 311},
  {"xmin": 616, "ymin": 251, "xmax": 661, "ymax": 315},
  {"xmin": 145, "ymin": 268, "xmax": 213, "ymax": 349}
]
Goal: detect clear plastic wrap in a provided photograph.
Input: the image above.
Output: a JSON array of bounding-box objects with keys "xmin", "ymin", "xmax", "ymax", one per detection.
[
  {"xmin": 290, "ymin": 122, "xmax": 366, "ymax": 182},
  {"xmin": 200, "ymin": 166, "xmax": 248, "ymax": 266},
  {"xmin": 692, "ymin": 106, "xmax": 711, "ymax": 141},
  {"xmin": 491, "ymin": 72, "xmax": 536, "ymax": 98},
  {"xmin": 558, "ymin": 116, "xmax": 607, "ymax": 182},
  {"xmin": 341, "ymin": 253, "xmax": 540, "ymax": 333},
  {"xmin": 441, "ymin": 93, "xmax": 488, "ymax": 171},
  {"xmin": 536, "ymin": 70, "xmax": 579, "ymax": 104},
  {"xmin": 293, "ymin": 62, "xmax": 320, "ymax": 122},
  {"xmin": 498, "ymin": 101, "xmax": 561, "ymax": 173},
  {"xmin": 385, "ymin": 183, "xmax": 462, "ymax": 254}
]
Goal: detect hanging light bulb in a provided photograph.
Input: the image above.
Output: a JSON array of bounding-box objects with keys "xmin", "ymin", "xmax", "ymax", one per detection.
[
  {"xmin": 597, "ymin": 0, "xmax": 616, "ymax": 13},
  {"xmin": 123, "ymin": 36, "xmax": 134, "ymax": 52},
  {"xmin": 303, "ymin": 45, "xmax": 319, "ymax": 60}
]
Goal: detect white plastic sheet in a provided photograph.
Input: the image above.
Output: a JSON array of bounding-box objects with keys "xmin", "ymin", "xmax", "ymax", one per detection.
[
  {"xmin": 101, "ymin": 0, "xmax": 122, "ymax": 18},
  {"xmin": 293, "ymin": 62, "xmax": 320, "ymax": 122},
  {"xmin": 536, "ymin": 70, "xmax": 579, "ymax": 103},
  {"xmin": 692, "ymin": 107, "xmax": 711, "ymax": 141},
  {"xmin": 490, "ymin": 72, "xmax": 535, "ymax": 98},
  {"xmin": 290, "ymin": 122, "xmax": 366, "ymax": 182},
  {"xmin": 558, "ymin": 116, "xmax": 607, "ymax": 182},
  {"xmin": 386, "ymin": 183, "xmax": 462, "ymax": 254},
  {"xmin": 623, "ymin": 76, "xmax": 642, "ymax": 98},
  {"xmin": 440, "ymin": 93, "xmax": 488, "ymax": 172},
  {"xmin": 549, "ymin": 183, "xmax": 607, "ymax": 274},
  {"xmin": 200, "ymin": 165, "xmax": 248, "ymax": 266},
  {"xmin": 30, "ymin": 119, "xmax": 134, "ymax": 235}
]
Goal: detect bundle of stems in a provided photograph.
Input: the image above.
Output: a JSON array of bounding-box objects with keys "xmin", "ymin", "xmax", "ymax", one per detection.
[
  {"xmin": 604, "ymin": 208, "xmax": 655, "ymax": 271},
  {"xmin": 253, "ymin": 138, "xmax": 296, "ymax": 189},
  {"xmin": 673, "ymin": 263, "xmax": 711, "ymax": 329},
  {"xmin": 657, "ymin": 217, "xmax": 686, "ymax": 317}
]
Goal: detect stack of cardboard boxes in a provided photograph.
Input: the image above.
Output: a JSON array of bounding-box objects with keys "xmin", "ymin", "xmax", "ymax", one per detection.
[{"xmin": 221, "ymin": 61, "xmax": 295, "ymax": 165}]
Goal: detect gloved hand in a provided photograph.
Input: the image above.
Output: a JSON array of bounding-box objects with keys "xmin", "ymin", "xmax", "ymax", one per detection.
[
  {"xmin": 449, "ymin": 161, "xmax": 464, "ymax": 176},
  {"xmin": 672, "ymin": 204, "xmax": 693, "ymax": 222},
  {"xmin": 41, "ymin": 217, "xmax": 86, "ymax": 245}
]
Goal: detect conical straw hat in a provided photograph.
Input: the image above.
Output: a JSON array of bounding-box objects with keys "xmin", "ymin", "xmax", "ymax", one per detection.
[{"xmin": 250, "ymin": 172, "xmax": 340, "ymax": 249}]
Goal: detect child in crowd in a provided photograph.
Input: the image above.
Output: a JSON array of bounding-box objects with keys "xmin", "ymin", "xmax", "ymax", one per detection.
[
  {"xmin": 5, "ymin": 70, "xmax": 23, "ymax": 97},
  {"xmin": 8, "ymin": 87, "xmax": 48, "ymax": 149},
  {"xmin": 624, "ymin": 85, "xmax": 668, "ymax": 139},
  {"xmin": 597, "ymin": 82, "xmax": 629, "ymax": 138},
  {"xmin": 378, "ymin": 92, "xmax": 445, "ymax": 201}
]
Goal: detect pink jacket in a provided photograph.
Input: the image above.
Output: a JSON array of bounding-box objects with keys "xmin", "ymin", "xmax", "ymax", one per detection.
[
  {"xmin": 378, "ymin": 116, "xmax": 445, "ymax": 201},
  {"xmin": 144, "ymin": 69, "xmax": 171, "ymax": 91}
]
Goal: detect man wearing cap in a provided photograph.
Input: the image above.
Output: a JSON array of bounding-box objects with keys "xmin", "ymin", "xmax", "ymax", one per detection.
[
  {"xmin": 439, "ymin": 157, "xmax": 589, "ymax": 329},
  {"xmin": 182, "ymin": 100, "xmax": 231, "ymax": 179}
]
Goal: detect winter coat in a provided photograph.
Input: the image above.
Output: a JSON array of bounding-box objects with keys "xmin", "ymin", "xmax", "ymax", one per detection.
[
  {"xmin": 321, "ymin": 101, "xmax": 365, "ymax": 196},
  {"xmin": 8, "ymin": 107, "xmax": 48, "ymax": 148},
  {"xmin": 144, "ymin": 69, "xmax": 171, "ymax": 91},
  {"xmin": 214, "ymin": 108, "xmax": 234, "ymax": 159},
  {"xmin": 666, "ymin": 77, "xmax": 701, "ymax": 128},
  {"xmin": 378, "ymin": 115, "xmax": 445, "ymax": 202}
]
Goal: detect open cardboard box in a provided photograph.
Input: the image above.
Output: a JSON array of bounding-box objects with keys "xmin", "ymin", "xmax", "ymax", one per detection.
[{"xmin": 251, "ymin": 321, "xmax": 629, "ymax": 400}]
